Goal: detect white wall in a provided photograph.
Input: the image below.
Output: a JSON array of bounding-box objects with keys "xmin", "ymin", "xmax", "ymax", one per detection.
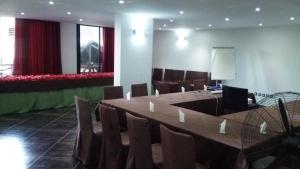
[
  {"xmin": 114, "ymin": 14, "xmax": 154, "ymax": 94},
  {"xmin": 60, "ymin": 23, "xmax": 77, "ymax": 74},
  {"xmin": 153, "ymin": 25, "xmax": 300, "ymax": 94}
]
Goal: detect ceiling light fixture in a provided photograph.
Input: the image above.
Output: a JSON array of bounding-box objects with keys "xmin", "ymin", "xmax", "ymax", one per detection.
[
  {"xmin": 259, "ymin": 23, "xmax": 263, "ymax": 26},
  {"xmin": 20, "ymin": 12, "xmax": 25, "ymax": 15},
  {"xmin": 170, "ymin": 19, "xmax": 174, "ymax": 22},
  {"xmin": 225, "ymin": 17, "xmax": 230, "ymax": 21},
  {"xmin": 67, "ymin": 11, "xmax": 71, "ymax": 15},
  {"xmin": 179, "ymin": 11, "xmax": 184, "ymax": 14},
  {"xmin": 208, "ymin": 24, "xmax": 212, "ymax": 27},
  {"xmin": 79, "ymin": 18, "xmax": 84, "ymax": 22},
  {"xmin": 158, "ymin": 27, "xmax": 162, "ymax": 30},
  {"xmin": 163, "ymin": 24, "xmax": 167, "ymax": 27},
  {"xmin": 290, "ymin": 17, "xmax": 295, "ymax": 21},
  {"xmin": 49, "ymin": 1, "xmax": 55, "ymax": 5},
  {"xmin": 196, "ymin": 27, "xmax": 200, "ymax": 31},
  {"xmin": 255, "ymin": 7, "xmax": 261, "ymax": 12},
  {"xmin": 119, "ymin": 0, "xmax": 125, "ymax": 4}
]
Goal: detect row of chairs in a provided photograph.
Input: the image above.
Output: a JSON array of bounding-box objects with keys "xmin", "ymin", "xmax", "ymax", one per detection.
[
  {"xmin": 73, "ymin": 96, "xmax": 207, "ymax": 169},
  {"xmin": 152, "ymin": 68, "xmax": 209, "ymax": 83}
]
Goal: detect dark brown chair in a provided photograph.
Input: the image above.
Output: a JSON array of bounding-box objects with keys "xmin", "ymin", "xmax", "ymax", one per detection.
[
  {"xmin": 104, "ymin": 86, "xmax": 124, "ymax": 100},
  {"xmin": 177, "ymin": 81, "xmax": 191, "ymax": 92},
  {"xmin": 160, "ymin": 125, "xmax": 207, "ymax": 169},
  {"xmin": 164, "ymin": 69, "xmax": 174, "ymax": 81},
  {"xmin": 193, "ymin": 79, "xmax": 206, "ymax": 90},
  {"xmin": 103, "ymin": 86, "xmax": 127, "ymax": 131},
  {"xmin": 98, "ymin": 104, "xmax": 130, "ymax": 169},
  {"xmin": 152, "ymin": 68, "xmax": 163, "ymax": 82},
  {"xmin": 131, "ymin": 83, "xmax": 148, "ymax": 97},
  {"xmin": 126, "ymin": 113, "xmax": 163, "ymax": 169},
  {"xmin": 155, "ymin": 82, "xmax": 170, "ymax": 94},
  {"xmin": 185, "ymin": 71, "xmax": 208, "ymax": 83},
  {"xmin": 73, "ymin": 96, "xmax": 102, "ymax": 167},
  {"xmin": 172, "ymin": 70, "xmax": 185, "ymax": 82}
]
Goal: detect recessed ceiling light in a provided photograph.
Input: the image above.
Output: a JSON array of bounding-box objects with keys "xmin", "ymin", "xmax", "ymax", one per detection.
[
  {"xmin": 118, "ymin": 0, "xmax": 125, "ymax": 4},
  {"xmin": 208, "ymin": 24, "xmax": 212, "ymax": 27},
  {"xmin": 225, "ymin": 17, "xmax": 230, "ymax": 21},
  {"xmin": 179, "ymin": 11, "xmax": 184, "ymax": 14},
  {"xmin": 158, "ymin": 27, "xmax": 162, "ymax": 30},
  {"xmin": 259, "ymin": 23, "xmax": 263, "ymax": 27},
  {"xmin": 163, "ymin": 24, "xmax": 167, "ymax": 27},
  {"xmin": 170, "ymin": 19, "xmax": 174, "ymax": 22},
  {"xmin": 255, "ymin": 7, "xmax": 261, "ymax": 12},
  {"xmin": 290, "ymin": 17, "xmax": 295, "ymax": 21},
  {"xmin": 79, "ymin": 19, "xmax": 84, "ymax": 22},
  {"xmin": 49, "ymin": 1, "xmax": 54, "ymax": 5},
  {"xmin": 67, "ymin": 11, "xmax": 71, "ymax": 15},
  {"xmin": 20, "ymin": 12, "xmax": 25, "ymax": 15}
]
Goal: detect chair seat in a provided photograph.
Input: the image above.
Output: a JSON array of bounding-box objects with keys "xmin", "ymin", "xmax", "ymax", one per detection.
[
  {"xmin": 151, "ymin": 143, "xmax": 163, "ymax": 165},
  {"xmin": 121, "ymin": 131, "xmax": 130, "ymax": 146},
  {"xmin": 252, "ymin": 156, "xmax": 275, "ymax": 169},
  {"xmin": 93, "ymin": 121, "xmax": 103, "ymax": 139}
]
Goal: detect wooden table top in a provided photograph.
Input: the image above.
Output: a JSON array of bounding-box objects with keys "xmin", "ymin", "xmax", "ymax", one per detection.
[{"xmin": 101, "ymin": 91, "xmax": 282, "ymax": 150}]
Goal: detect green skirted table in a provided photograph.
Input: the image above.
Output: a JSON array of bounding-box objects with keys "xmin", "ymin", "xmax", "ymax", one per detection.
[{"xmin": 0, "ymin": 73, "xmax": 113, "ymax": 115}]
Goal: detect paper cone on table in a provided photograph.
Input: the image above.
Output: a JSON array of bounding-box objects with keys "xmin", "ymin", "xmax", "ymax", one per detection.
[
  {"xmin": 179, "ymin": 109, "xmax": 185, "ymax": 123},
  {"xmin": 204, "ymin": 85, "xmax": 207, "ymax": 91},
  {"xmin": 149, "ymin": 101, "xmax": 155, "ymax": 112},
  {"xmin": 219, "ymin": 119, "xmax": 227, "ymax": 134},
  {"xmin": 126, "ymin": 92, "xmax": 131, "ymax": 100},
  {"xmin": 155, "ymin": 89, "xmax": 159, "ymax": 97},
  {"xmin": 260, "ymin": 121, "xmax": 267, "ymax": 135},
  {"xmin": 181, "ymin": 87, "xmax": 185, "ymax": 93}
]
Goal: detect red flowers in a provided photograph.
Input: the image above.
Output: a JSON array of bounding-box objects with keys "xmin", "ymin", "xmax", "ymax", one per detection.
[{"xmin": 0, "ymin": 73, "xmax": 114, "ymax": 83}]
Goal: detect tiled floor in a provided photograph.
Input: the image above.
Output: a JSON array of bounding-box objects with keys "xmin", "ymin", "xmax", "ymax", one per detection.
[{"xmin": 0, "ymin": 107, "xmax": 87, "ymax": 169}]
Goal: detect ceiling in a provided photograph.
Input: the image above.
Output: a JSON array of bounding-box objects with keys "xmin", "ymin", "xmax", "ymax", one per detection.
[{"xmin": 0, "ymin": 0, "xmax": 300, "ymax": 30}]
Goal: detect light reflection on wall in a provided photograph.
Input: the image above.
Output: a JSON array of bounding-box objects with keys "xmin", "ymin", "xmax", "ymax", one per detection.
[{"xmin": 0, "ymin": 136, "xmax": 27, "ymax": 169}]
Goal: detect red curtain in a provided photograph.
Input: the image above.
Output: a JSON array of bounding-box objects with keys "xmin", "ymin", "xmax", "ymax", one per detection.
[
  {"xmin": 102, "ymin": 27, "xmax": 114, "ymax": 72},
  {"xmin": 13, "ymin": 19, "xmax": 62, "ymax": 75}
]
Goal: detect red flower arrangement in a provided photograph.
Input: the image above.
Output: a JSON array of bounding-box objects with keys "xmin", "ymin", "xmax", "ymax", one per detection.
[
  {"xmin": 0, "ymin": 72, "xmax": 113, "ymax": 83},
  {"xmin": 0, "ymin": 73, "xmax": 114, "ymax": 93}
]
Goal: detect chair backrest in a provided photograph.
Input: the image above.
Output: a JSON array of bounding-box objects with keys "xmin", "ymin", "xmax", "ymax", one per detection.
[
  {"xmin": 152, "ymin": 68, "xmax": 163, "ymax": 81},
  {"xmin": 131, "ymin": 83, "xmax": 148, "ymax": 97},
  {"xmin": 155, "ymin": 82, "xmax": 170, "ymax": 94},
  {"xmin": 104, "ymin": 86, "xmax": 124, "ymax": 100},
  {"xmin": 126, "ymin": 113, "xmax": 153, "ymax": 169},
  {"xmin": 100, "ymin": 104, "xmax": 123, "ymax": 169},
  {"xmin": 160, "ymin": 125, "xmax": 196, "ymax": 169},
  {"xmin": 164, "ymin": 69, "xmax": 174, "ymax": 81},
  {"xmin": 193, "ymin": 79, "xmax": 206, "ymax": 90},
  {"xmin": 185, "ymin": 71, "xmax": 208, "ymax": 82},
  {"xmin": 222, "ymin": 85, "xmax": 248, "ymax": 113},
  {"xmin": 172, "ymin": 70, "xmax": 185, "ymax": 81},
  {"xmin": 278, "ymin": 98, "xmax": 291, "ymax": 135},
  {"xmin": 75, "ymin": 96, "xmax": 93, "ymax": 132}
]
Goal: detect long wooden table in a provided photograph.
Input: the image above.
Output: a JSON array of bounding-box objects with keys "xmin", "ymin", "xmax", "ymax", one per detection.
[{"xmin": 101, "ymin": 91, "xmax": 283, "ymax": 150}]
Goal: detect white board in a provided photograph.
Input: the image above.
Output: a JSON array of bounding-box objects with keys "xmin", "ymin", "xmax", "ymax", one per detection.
[{"xmin": 211, "ymin": 47, "xmax": 236, "ymax": 80}]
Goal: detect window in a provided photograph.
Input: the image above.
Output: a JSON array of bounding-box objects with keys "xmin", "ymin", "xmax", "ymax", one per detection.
[
  {"xmin": 77, "ymin": 25, "xmax": 103, "ymax": 73},
  {"xmin": 0, "ymin": 17, "xmax": 15, "ymax": 77}
]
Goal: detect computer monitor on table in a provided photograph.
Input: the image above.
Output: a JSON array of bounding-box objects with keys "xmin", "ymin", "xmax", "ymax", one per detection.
[{"xmin": 222, "ymin": 85, "xmax": 248, "ymax": 114}]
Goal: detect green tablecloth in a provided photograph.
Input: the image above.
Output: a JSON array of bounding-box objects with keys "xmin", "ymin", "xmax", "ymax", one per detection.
[{"xmin": 0, "ymin": 86, "xmax": 106, "ymax": 115}]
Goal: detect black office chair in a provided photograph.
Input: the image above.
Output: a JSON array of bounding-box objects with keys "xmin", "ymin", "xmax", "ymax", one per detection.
[
  {"xmin": 222, "ymin": 85, "xmax": 249, "ymax": 115},
  {"xmin": 275, "ymin": 92, "xmax": 300, "ymax": 158}
]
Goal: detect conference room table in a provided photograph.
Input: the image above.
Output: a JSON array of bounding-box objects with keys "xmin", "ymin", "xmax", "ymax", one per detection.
[{"xmin": 101, "ymin": 91, "xmax": 285, "ymax": 169}]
